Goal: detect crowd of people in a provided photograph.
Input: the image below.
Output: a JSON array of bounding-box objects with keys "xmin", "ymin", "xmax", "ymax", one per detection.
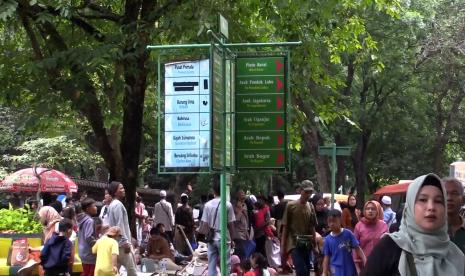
[
  {"xmin": 197, "ymin": 174, "xmax": 465, "ymax": 276},
  {"xmin": 25, "ymin": 172, "xmax": 465, "ymax": 276}
]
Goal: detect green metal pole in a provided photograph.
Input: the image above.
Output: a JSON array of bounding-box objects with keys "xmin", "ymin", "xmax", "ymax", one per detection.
[
  {"xmin": 147, "ymin": 44, "xmax": 210, "ymax": 50},
  {"xmin": 331, "ymin": 143, "xmax": 336, "ymax": 209},
  {"xmin": 220, "ymin": 173, "xmax": 227, "ymax": 276},
  {"xmin": 220, "ymin": 35, "xmax": 228, "ymax": 276},
  {"xmin": 157, "ymin": 54, "xmax": 162, "ymax": 173}
]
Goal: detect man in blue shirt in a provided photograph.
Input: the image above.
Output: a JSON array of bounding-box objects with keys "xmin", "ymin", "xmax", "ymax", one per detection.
[{"xmin": 381, "ymin": 196, "xmax": 396, "ymax": 228}]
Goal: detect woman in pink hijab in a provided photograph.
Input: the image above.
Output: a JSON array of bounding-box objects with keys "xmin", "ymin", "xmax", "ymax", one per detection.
[
  {"xmin": 353, "ymin": 200, "xmax": 388, "ymax": 273},
  {"xmin": 38, "ymin": 206, "xmax": 62, "ymax": 242}
]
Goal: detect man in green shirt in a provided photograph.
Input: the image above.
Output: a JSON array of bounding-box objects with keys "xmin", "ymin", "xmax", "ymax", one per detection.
[
  {"xmin": 444, "ymin": 177, "xmax": 465, "ymax": 254},
  {"xmin": 281, "ymin": 180, "xmax": 316, "ymax": 276}
]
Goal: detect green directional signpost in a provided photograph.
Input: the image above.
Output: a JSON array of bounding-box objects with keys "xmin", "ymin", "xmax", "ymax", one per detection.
[
  {"xmin": 319, "ymin": 144, "xmax": 352, "ymax": 208},
  {"xmin": 211, "ymin": 46, "xmax": 225, "ymax": 170},
  {"xmin": 235, "ymin": 56, "xmax": 287, "ymax": 169},
  {"xmin": 147, "ymin": 14, "xmax": 300, "ymax": 276}
]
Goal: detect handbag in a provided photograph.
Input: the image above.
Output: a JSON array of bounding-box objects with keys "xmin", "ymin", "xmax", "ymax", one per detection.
[
  {"xmin": 205, "ymin": 202, "xmax": 220, "ymax": 243},
  {"xmin": 295, "ymin": 234, "xmax": 313, "ymax": 250}
]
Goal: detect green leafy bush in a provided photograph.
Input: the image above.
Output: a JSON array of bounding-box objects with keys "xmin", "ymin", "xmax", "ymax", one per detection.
[{"xmin": 0, "ymin": 204, "xmax": 43, "ymax": 234}]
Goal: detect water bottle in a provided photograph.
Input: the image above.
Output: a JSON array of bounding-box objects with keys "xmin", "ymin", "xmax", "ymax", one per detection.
[{"xmin": 160, "ymin": 259, "xmax": 167, "ymax": 276}]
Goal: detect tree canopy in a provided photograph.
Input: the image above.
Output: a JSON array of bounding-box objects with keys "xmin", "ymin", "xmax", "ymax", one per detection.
[{"xmin": 1, "ymin": 0, "xmax": 464, "ymax": 214}]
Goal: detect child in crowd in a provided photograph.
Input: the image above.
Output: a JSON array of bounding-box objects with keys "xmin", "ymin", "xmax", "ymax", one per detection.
[
  {"xmin": 40, "ymin": 218, "xmax": 74, "ymax": 276},
  {"xmin": 94, "ymin": 217, "xmax": 104, "ymax": 238},
  {"xmin": 230, "ymin": 255, "xmax": 242, "ymax": 276},
  {"xmin": 77, "ymin": 197, "xmax": 99, "ymax": 276},
  {"xmin": 323, "ymin": 209, "xmax": 366, "ymax": 276},
  {"xmin": 141, "ymin": 215, "xmax": 152, "ymax": 250},
  {"xmin": 92, "ymin": 226, "xmax": 120, "ymax": 276}
]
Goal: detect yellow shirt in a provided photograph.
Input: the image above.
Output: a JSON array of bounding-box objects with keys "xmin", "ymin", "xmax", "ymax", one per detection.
[{"xmin": 92, "ymin": 236, "xmax": 119, "ymax": 276}]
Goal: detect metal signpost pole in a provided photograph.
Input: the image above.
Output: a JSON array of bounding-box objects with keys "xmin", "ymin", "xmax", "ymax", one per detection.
[
  {"xmin": 318, "ymin": 144, "xmax": 352, "ymax": 209},
  {"xmin": 220, "ymin": 30, "xmax": 228, "ymax": 276},
  {"xmin": 331, "ymin": 143, "xmax": 337, "ymax": 209}
]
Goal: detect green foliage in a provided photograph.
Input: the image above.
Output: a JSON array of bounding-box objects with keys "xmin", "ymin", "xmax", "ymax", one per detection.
[
  {"xmin": 4, "ymin": 136, "xmax": 103, "ymax": 177},
  {"xmin": 0, "ymin": 205, "xmax": 43, "ymax": 234},
  {"xmin": 0, "ymin": 0, "xmax": 464, "ymax": 197}
]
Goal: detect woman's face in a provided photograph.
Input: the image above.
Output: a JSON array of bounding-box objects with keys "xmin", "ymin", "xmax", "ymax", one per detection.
[
  {"xmin": 414, "ymin": 185, "xmax": 445, "ymax": 232},
  {"xmin": 315, "ymin": 199, "xmax": 325, "ymax": 212},
  {"xmin": 349, "ymin": 196, "xmax": 357, "ymax": 207},
  {"xmin": 364, "ymin": 202, "xmax": 377, "ymax": 220}
]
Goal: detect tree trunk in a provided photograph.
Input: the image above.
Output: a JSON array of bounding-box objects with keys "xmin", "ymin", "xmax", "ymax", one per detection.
[
  {"xmin": 432, "ymin": 136, "xmax": 447, "ymax": 173},
  {"xmin": 295, "ymin": 96, "xmax": 330, "ymax": 192},
  {"xmin": 302, "ymin": 129, "xmax": 330, "ymax": 192},
  {"xmin": 353, "ymin": 129, "xmax": 371, "ymax": 208},
  {"xmin": 335, "ymin": 134, "xmax": 347, "ymax": 193}
]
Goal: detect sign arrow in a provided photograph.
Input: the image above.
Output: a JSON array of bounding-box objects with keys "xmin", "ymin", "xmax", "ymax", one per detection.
[
  {"xmin": 276, "ymin": 60, "xmax": 284, "ymax": 74},
  {"xmin": 276, "ymin": 152, "xmax": 284, "ymax": 164},
  {"xmin": 276, "ymin": 115, "xmax": 284, "ymax": 129},
  {"xmin": 277, "ymin": 134, "xmax": 283, "ymax": 146},
  {"xmin": 276, "ymin": 77, "xmax": 284, "ymax": 92},
  {"xmin": 277, "ymin": 96, "xmax": 283, "ymax": 110}
]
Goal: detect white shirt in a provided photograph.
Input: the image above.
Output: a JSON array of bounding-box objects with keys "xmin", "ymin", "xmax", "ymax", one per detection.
[
  {"xmin": 201, "ymin": 198, "xmax": 235, "ymax": 240},
  {"xmin": 153, "ymin": 199, "xmax": 174, "ymax": 231},
  {"xmin": 99, "ymin": 204, "xmax": 110, "ymax": 225}
]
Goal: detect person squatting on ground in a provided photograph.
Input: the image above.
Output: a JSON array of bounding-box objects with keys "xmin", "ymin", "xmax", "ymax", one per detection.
[
  {"xmin": 281, "ymin": 180, "xmax": 317, "ymax": 276},
  {"xmin": 361, "ymin": 173, "xmax": 465, "ymax": 276}
]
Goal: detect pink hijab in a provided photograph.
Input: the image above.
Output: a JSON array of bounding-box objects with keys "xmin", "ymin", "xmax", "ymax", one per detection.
[
  {"xmin": 361, "ymin": 200, "xmax": 383, "ymax": 224},
  {"xmin": 38, "ymin": 206, "xmax": 62, "ymax": 242}
]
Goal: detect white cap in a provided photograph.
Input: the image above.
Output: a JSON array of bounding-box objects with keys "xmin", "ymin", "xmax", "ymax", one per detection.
[
  {"xmin": 160, "ymin": 190, "xmax": 167, "ymax": 197},
  {"xmin": 181, "ymin": 193, "xmax": 188, "ymax": 199},
  {"xmin": 381, "ymin": 195, "xmax": 391, "ymax": 205}
]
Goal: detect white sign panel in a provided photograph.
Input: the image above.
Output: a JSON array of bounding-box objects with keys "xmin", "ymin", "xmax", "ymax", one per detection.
[{"xmin": 164, "ymin": 59, "xmax": 210, "ymax": 168}]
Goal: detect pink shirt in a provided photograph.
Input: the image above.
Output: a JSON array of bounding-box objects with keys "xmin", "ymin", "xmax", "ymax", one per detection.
[{"xmin": 354, "ymin": 219, "xmax": 388, "ymax": 259}]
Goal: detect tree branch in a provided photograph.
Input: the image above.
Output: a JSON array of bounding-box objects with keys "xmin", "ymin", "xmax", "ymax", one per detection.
[
  {"xmin": 77, "ymin": 3, "xmax": 122, "ymax": 22},
  {"xmin": 19, "ymin": 10, "xmax": 43, "ymax": 60},
  {"xmin": 21, "ymin": 3, "xmax": 106, "ymax": 42},
  {"xmin": 143, "ymin": 0, "xmax": 186, "ymax": 23}
]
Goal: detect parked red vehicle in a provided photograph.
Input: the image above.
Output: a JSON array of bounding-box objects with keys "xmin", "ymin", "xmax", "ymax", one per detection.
[{"xmin": 373, "ymin": 180, "xmax": 412, "ymax": 212}]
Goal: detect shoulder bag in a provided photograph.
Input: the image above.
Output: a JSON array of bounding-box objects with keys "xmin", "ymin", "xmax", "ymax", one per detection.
[{"xmin": 205, "ymin": 202, "xmax": 220, "ymax": 243}]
